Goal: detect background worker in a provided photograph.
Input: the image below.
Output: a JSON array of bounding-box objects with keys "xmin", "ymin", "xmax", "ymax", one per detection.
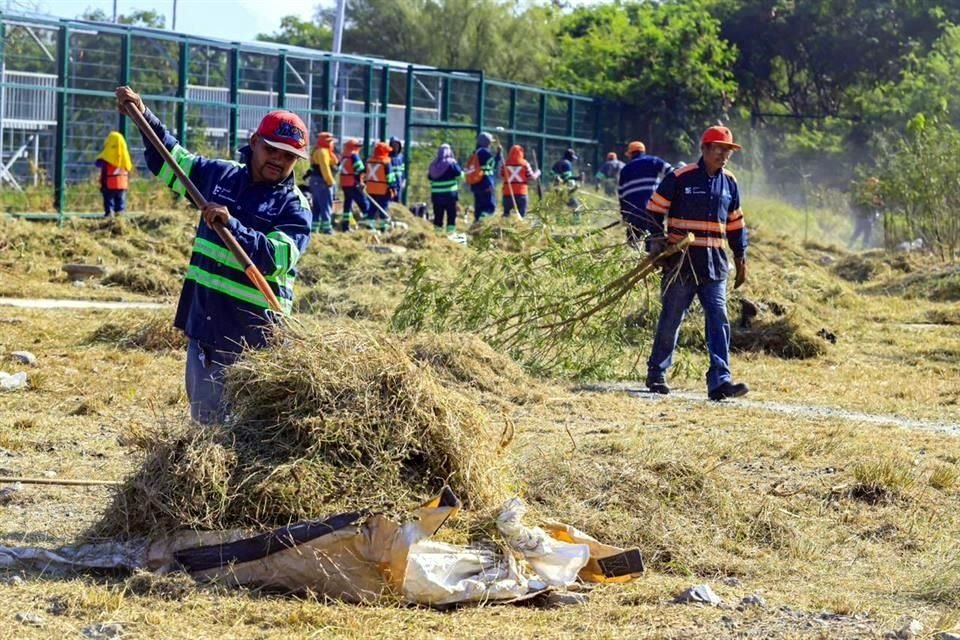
[
  {"xmin": 388, "ymin": 136, "xmax": 406, "ymax": 203},
  {"xmin": 595, "ymin": 151, "xmax": 624, "ymax": 196},
  {"xmin": 365, "ymin": 141, "xmax": 399, "ymax": 231},
  {"xmin": 309, "ymin": 131, "xmax": 337, "ymax": 234},
  {"xmin": 338, "ymin": 138, "xmax": 368, "ymax": 232},
  {"xmin": 465, "ymin": 132, "xmax": 500, "ymax": 222},
  {"xmin": 849, "ymin": 176, "xmax": 883, "ymax": 248},
  {"xmin": 95, "ymin": 131, "xmax": 132, "ymax": 217},
  {"xmin": 551, "ymin": 148, "xmax": 581, "ymax": 217},
  {"xmin": 500, "ymin": 144, "xmax": 540, "ymax": 218},
  {"xmin": 618, "ymin": 140, "xmax": 672, "ymax": 247},
  {"xmin": 427, "ymin": 143, "xmax": 463, "ymax": 234},
  {"xmin": 115, "ymin": 86, "xmax": 311, "ymax": 426},
  {"xmin": 640, "ymin": 126, "xmax": 749, "ymax": 402}
]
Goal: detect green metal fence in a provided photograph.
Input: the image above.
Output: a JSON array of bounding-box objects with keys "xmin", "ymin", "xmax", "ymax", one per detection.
[{"xmin": 0, "ymin": 11, "xmax": 629, "ymax": 219}]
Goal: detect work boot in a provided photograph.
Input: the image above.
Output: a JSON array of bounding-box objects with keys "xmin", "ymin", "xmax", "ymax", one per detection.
[
  {"xmin": 708, "ymin": 381, "xmax": 749, "ymax": 401},
  {"xmin": 645, "ymin": 377, "xmax": 670, "ymax": 395}
]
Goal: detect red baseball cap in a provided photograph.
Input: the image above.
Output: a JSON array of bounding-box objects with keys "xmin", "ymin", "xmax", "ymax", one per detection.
[
  {"xmin": 255, "ymin": 111, "xmax": 309, "ymax": 159},
  {"xmin": 701, "ymin": 126, "xmax": 742, "ymax": 150}
]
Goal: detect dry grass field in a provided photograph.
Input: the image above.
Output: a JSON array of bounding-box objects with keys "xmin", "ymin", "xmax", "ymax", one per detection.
[{"xmin": 0, "ymin": 198, "xmax": 958, "ymax": 639}]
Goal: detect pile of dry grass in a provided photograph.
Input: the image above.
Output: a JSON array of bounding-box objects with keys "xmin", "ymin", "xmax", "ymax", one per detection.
[
  {"xmin": 90, "ymin": 321, "xmax": 516, "ymax": 539},
  {"xmin": 102, "ymin": 264, "xmax": 181, "ymax": 296},
  {"xmin": 91, "ymin": 313, "xmax": 186, "ymax": 351}
]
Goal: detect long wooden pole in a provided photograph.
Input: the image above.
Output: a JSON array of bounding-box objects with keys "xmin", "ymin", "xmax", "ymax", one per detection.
[
  {"xmin": 121, "ymin": 101, "xmax": 284, "ymax": 314},
  {"xmin": 0, "ymin": 476, "xmax": 121, "ymax": 487}
]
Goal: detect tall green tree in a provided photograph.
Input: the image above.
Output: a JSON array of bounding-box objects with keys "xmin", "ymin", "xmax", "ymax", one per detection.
[
  {"xmin": 257, "ymin": 15, "xmax": 333, "ymax": 51},
  {"xmin": 549, "ymin": 1, "xmax": 737, "ymax": 151}
]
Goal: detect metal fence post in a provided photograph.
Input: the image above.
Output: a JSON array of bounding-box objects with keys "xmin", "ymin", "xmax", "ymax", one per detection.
[
  {"xmin": 229, "ymin": 48, "xmax": 239, "ymax": 156},
  {"xmin": 403, "ymin": 64, "xmax": 413, "ymax": 204},
  {"xmin": 378, "ymin": 65, "xmax": 389, "ymax": 140},
  {"xmin": 53, "ymin": 25, "xmax": 70, "ymax": 219},
  {"xmin": 118, "ymin": 31, "xmax": 131, "ymax": 138},
  {"xmin": 363, "ymin": 62, "xmax": 373, "ymax": 147},
  {"xmin": 277, "ymin": 51, "xmax": 287, "ymax": 109},
  {"xmin": 476, "ymin": 70, "xmax": 485, "ymax": 135},
  {"xmin": 176, "ymin": 40, "xmax": 188, "ymax": 143},
  {"xmin": 538, "ymin": 91, "xmax": 547, "ymax": 175},
  {"xmin": 320, "ymin": 59, "xmax": 331, "ymax": 131},
  {"xmin": 508, "ymin": 87, "xmax": 517, "ymax": 148}
]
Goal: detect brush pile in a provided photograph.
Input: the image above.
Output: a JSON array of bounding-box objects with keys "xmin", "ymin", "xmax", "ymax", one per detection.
[{"xmin": 91, "ymin": 321, "xmax": 516, "ymax": 539}]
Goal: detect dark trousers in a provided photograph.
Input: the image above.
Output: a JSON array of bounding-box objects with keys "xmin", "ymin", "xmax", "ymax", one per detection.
[
  {"xmin": 432, "ymin": 196, "xmax": 458, "ymax": 229},
  {"xmin": 502, "ymin": 194, "xmax": 528, "ymax": 217},
  {"xmin": 185, "ymin": 339, "xmax": 240, "ymax": 425},
  {"xmin": 342, "ymin": 186, "xmax": 368, "ymax": 218},
  {"xmin": 472, "ymin": 186, "xmax": 496, "ymax": 221},
  {"xmin": 102, "ymin": 189, "xmax": 126, "ymax": 216}
]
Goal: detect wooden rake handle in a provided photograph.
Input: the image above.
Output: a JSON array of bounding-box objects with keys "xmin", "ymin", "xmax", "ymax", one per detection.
[{"xmin": 122, "ymin": 102, "xmax": 284, "ymax": 314}]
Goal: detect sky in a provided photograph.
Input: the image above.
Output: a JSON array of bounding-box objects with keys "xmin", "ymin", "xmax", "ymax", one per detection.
[{"xmin": 11, "ymin": 0, "xmax": 321, "ymax": 42}]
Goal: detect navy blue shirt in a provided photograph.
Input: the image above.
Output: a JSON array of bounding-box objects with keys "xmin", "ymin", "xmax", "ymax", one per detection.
[
  {"xmin": 139, "ymin": 109, "xmax": 311, "ymax": 352},
  {"xmin": 428, "ymin": 164, "xmax": 462, "ymax": 203},
  {"xmin": 643, "ymin": 158, "xmax": 747, "ymax": 281},
  {"xmin": 618, "ymin": 154, "xmax": 671, "ymax": 226},
  {"xmin": 470, "ymin": 147, "xmax": 498, "ymax": 192}
]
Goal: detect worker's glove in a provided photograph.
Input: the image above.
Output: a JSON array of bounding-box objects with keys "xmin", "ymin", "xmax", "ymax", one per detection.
[
  {"xmin": 646, "ymin": 235, "xmax": 667, "ymax": 258},
  {"xmin": 734, "ymin": 257, "xmax": 747, "ymax": 289}
]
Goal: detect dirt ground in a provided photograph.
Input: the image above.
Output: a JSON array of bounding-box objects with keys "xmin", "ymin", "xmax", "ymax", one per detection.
[{"xmin": 0, "ymin": 206, "xmax": 959, "ymax": 639}]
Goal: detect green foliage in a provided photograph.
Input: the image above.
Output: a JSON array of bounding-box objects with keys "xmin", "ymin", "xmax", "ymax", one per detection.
[
  {"xmin": 257, "ymin": 15, "xmax": 333, "ymax": 50},
  {"xmin": 875, "ymin": 123, "xmax": 960, "ymax": 259},
  {"xmin": 550, "ymin": 0, "xmax": 737, "ymax": 151}
]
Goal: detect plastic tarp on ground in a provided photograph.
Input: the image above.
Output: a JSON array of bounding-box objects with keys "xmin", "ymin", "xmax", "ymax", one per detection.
[{"xmin": 0, "ymin": 489, "xmax": 644, "ymax": 606}]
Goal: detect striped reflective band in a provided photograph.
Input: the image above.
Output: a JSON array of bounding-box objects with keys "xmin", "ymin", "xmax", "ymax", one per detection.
[
  {"xmin": 668, "ymin": 218, "xmax": 725, "ymax": 233},
  {"xmin": 668, "ymin": 231, "xmax": 725, "ymax": 248},
  {"xmin": 185, "ymin": 264, "xmax": 293, "ymax": 313},
  {"xmin": 192, "ymin": 235, "xmax": 299, "ymax": 290},
  {"xmin": 430, "ymin": 179, "xmax": 459, "ymax": 193},
  {"xmin": 157, "ymin": 144, "xmax": 197, "ymax": 197}
]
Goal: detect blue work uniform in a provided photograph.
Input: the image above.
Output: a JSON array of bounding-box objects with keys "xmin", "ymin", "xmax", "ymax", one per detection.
[
  {"xmin": 429, "ymin": 164, "xmax": 462, "ymax": 233},
  {"xmin": 640, "ymin": 158, "xmax": 748, "ymax": 394},
  {"xmin": 470, "ymin": 147, "xmax": 498, "ymax": 220},
  {"xmin": 618, "ymin": 154, "xmax": 672, "ymax": 241}
]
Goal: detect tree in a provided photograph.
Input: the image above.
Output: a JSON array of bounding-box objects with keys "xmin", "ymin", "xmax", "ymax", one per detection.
[
  {"xmin": 549, "ymin": 1, "xmax": 737, "ymax": 152},
  {"xmin": 257, "ymin": 15, "xmax": 333, "ymax": 51}
]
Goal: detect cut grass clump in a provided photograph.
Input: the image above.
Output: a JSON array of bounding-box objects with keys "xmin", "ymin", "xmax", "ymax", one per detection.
[
  {"xmin": 90, "ymin": 321, "xmax": 515, "ymax": 539},
  {"xmin": 833, "ymin": 254, "xmax": 890, "ymax": 283},
  {"xmin": 731, "ymin": 314, "xmax": 828, "ymax": 359},
  {"xmin": 929, "ymin": 463, "xmax": 959, "ymax": 490},
  {"xmin": 102, "ymin": 265, "xmax": 180, "ymax": 297},
  {"xmin": 851, "ymin": 458, "xmax": 915, "ymax": 503},
  {"xmin": 91, "ymin": 314, "xmax": 186, "ymax": 351}
]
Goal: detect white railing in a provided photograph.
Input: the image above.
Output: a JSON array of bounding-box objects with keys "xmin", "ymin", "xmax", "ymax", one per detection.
[{"xmin": 1, "ymin": 71, "xmax": 57, "ymax": 129}]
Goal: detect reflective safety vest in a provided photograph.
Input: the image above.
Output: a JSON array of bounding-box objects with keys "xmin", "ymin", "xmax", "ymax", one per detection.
[
  {"xmin": 105, "ymin": 162, "xmax": 129, "ymax": 190},
  {"xmin": 365, "ymin": 160, "xmax": 390, "ymax": 196},
  {"xmin": 501, "ymin": 162, "xmax": 531, "ymax": 197},
  {"xmin": 340, "ymin": 155, "xmax": 364, "ymax": 188}
]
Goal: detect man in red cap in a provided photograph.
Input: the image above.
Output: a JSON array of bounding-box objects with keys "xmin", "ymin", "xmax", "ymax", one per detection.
[
  {"xmin": 639, "ymin": 125, "xmax": 749, "ymax": 401},
  {"xmin": 115, "ymin": 86, "xmax": 312, "ymax": 425}
]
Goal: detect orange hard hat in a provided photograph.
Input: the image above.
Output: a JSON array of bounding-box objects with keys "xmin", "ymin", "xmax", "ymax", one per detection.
[
  {"xmin": 626, "ymin": 140, "xmax": 646, "ymax": 158},
  {"xmin": 700, "ymin": 126, "xmax": 742, "ymax": 150}
]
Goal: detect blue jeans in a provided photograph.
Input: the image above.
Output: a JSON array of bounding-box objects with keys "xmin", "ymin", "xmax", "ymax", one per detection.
[
  {"xmin": 647, "ymin": 274, "xmax": 732, "ymax": 393},
  {"xmin": 309, "ymin": 176, "xmax": 333, "ymax": 232},
  {"xmin": 503, "ymin": 194, "xmax": 528, "ymax": 217},
  {"xmin": 102, "ymin": 189, "xmax": 126, "ymax": 216},
  {"xmin": 472, "ymin": 186, "xmax": 495, "ymax": 220},
  {"xmin": 185, "ymin": 339, "xmax": 240, "ymax": 425}
]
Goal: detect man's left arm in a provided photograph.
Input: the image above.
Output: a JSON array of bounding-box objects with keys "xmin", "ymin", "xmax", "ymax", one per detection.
[
  {"xmin": 221, "ymin": 192, "xmax": 311, "ymax": 285},
  {"xmin": 726, "ymin": 180, "xmax": 748, "ymax": 288}
]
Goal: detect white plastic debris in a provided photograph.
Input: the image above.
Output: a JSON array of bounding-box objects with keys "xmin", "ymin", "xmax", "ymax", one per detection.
[
  {"xmin": 0, "ymin": 371, "xmax": 27, "ymax": 391},
  {"xmin": 496, "ymin": 497, "xmax": 590, "ymax": 587}
]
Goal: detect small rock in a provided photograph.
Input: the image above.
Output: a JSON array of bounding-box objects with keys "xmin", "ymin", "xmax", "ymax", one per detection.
[
  {"xmin": 817, "ymin": 255, "xmax": 836, "ymax": 266},
  {"xmin": 9, "ymin": 351, "xmax": 36, "ymax": 366},
  {"xmin": 893, "ymin": 618, "xmax": 923, "ymax": 639},
  {"xmin": 43, "ymin": 470, "xmax": 57, "ymax": 478},
  {"xmin": 935, "ymin": 632, "xmax": 960, "ymax": 640},
  {"xmin": 0, "ymin": 371, "xmax": 27, "ymax": 391},
  {"xmin": 541, "ymin": 591, "xmax": 590, "ymax": 607},
  {"xmin": 15, "ymin": 612, "xmax": 44, "ymax": 626},
  {"xmin": 0, "ymin": 482, "xmax": 22, "ymax": 505},
  {"xmin": 673, "ymin": 584, "xmax": 722, "ymax": 606},
  {"xmin": 366, "ymin": 244, "xmax": 407, "ymax": 255},
  {"xmin": 82, "ymin": 622, "xmax": 125, "ymax": 638},
  {"xmin": 1, "ymin": 575, "xmax": 24, "ymax": 586},
  {"xmin": 739, "ymin": 594, "xmax": 766, "ymax": 608},
  {"xmin": 722, "ymin": 576, "xmax": 741, "ymax": 587},
  {"xmin": 73, "ymin": 280, "xmax": 87, "ymax": 288}
]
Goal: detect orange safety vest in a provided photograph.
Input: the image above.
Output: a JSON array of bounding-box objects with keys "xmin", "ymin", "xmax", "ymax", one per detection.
[
  {"xmin": 501, "ymin": 162, "xmax": 530, "ymax": 197},
  {"xmin": 364, "ymin": 160, "xmax": 389, "ymax": 196},
  {"xmin": 340, "ymin": 155, "xmax": 360, "ymax": 188},
  {"xmin": 104, "ymin": 162, "xmax": 129, "ymax": 190}
]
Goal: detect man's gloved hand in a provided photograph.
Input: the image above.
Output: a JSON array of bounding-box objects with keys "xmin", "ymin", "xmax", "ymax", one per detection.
[
  {"xmin": 646, "ymin": 235, "xmax": 667, "ymax": 258},
  {"xmin": 734, "ymin": 256, "xmax": 747, "ymax": 289}
]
